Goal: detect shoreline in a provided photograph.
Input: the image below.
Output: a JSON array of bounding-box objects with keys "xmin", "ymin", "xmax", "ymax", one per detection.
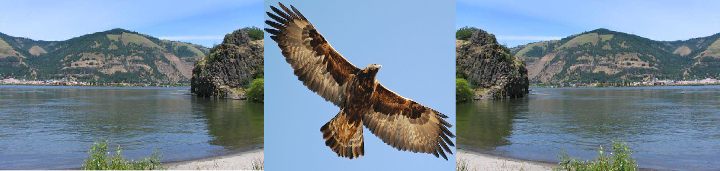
[
  {"xmin": 164, "ymin": 149, "xmax": 264, "ymax": 170},
  {"xmin": 530, "ymin": 84, "xmax": 720, "ymax": 88},
  {"xmin": 457, "ymin": 149, "xmax": 555, "ymax": 171},
  {"xmin": 0, "ymin": 83, "xmax": 190, "ymax": 88}
]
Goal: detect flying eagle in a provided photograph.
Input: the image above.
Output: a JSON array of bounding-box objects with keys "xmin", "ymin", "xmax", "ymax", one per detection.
[{"xmin": 265, "ymin": 3, "xmax": 455, "ymax": 160}]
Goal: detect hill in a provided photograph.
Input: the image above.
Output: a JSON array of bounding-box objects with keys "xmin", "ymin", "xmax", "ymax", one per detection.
[
  {"xmin": 0, "ymin": 28, "xmax": 210, "ymax": 84},
  {"xmin": 511, "ymin": 28, "xmax": 720, "ymax": 84}
]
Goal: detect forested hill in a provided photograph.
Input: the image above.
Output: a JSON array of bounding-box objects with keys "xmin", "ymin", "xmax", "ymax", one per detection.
[
  {"xmin": 510, "ymin": 28, "xmax": 720, "ymax": 84},
  {"xmin": 0, "ymin": 28, "xmax": 210, "ymax": 84}
]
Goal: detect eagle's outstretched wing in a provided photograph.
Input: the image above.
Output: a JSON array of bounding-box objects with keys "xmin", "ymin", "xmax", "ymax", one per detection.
[
  {"xmin": 265, "ymin": 3, "xmax": 360, "ymax": 107},
  {"xmin": 363, "ymin": 84, "xmax": 455, "ymax": 160}
]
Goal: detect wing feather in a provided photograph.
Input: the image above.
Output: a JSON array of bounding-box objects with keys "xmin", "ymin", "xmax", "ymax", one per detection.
[
  {"xmin": 363, "ymin": 84, "xmax": 455, "ymax": 160},
  {"xmin": 265, "ymin": 2, "xmax": 360, "ymax": 107}
]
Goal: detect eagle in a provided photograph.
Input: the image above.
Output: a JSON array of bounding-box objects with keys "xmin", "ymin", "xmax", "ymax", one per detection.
[{"xmin": 265, "ymin": 2, "xmax": 455, "ymax": 160}]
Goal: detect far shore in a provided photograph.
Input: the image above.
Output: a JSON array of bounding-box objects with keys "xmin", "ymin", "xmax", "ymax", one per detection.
[
  {"xmin": 0, "ymin": 83, "xmax": 190, "ymax": 87},
  {"xmin": 531, "ymin": 83, "xmax": 720, "ymax": 88},
  {"xmin": 457, "ymin": 149, "xmax": 555, "ymax": 171},
  {"xmin": 164, "ymin": 149, "xmax": 264, "ymax": 170}
]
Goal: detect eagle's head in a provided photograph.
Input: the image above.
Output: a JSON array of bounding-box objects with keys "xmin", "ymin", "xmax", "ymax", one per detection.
[{"xmin": 365, "ymin": 63, "xmax": 382, "ymax": 71}]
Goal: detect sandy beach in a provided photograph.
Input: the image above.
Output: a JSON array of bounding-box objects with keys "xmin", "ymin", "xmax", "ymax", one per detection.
[
  {"xmin": 457, "ymin": 149, "xmax": 555, "ymax": 171},
  {"xmin": 164, "ymin": 149, "xmax": 264, "ymax": 170}
]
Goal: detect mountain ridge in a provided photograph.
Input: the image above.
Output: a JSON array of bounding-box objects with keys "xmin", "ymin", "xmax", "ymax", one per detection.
[
  {"xmin": 511, "ymin": 28, "xmax": 720, "ymax": 84},
  {"xmin": 0, "ymin": 28, "xmax": 210, "ymax": 84}
]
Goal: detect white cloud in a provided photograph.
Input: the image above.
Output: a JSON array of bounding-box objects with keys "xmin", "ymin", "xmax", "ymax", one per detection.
[
  {"xmin": 496, "ymin": 35, "xmax": 562, "ymax": 41},
  {"xmin": 159, "ymin": 35, "xmax": 224, "ymax": 41}
]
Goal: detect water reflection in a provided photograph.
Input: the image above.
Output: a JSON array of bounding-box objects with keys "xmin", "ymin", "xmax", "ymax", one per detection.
[
  {"xmin": 193, "ymin": 98, "xmax": 264, "ymax": 150},
  {"xmin": 457, "ymin": 86, "xmax": 720, "ymax": 170},
  {"xmin": 0, "ymin": 85, "xmax": 263, "ymax": 169},
  {"xmin": 457, "ymin": 98, "xmax": 528, "ymax": 150}
]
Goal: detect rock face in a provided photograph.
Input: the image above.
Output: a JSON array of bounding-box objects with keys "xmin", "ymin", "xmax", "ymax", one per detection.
[
  {"xmin": 457, "ymin": 29, "xmax": 529, "ymax": 99},
  {"xmin": 191, "ymin": 29, "xmax": 263, "ymax": 99}
]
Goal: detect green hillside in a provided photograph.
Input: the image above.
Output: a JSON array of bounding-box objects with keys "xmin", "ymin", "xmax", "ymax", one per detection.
[
  {"xmin": 0, "ymin": 28, "xmax": 210, "ymax": 84},
  {"xmin": 511, "ymin": 28, "xmax": 720, "ymax": 84}
]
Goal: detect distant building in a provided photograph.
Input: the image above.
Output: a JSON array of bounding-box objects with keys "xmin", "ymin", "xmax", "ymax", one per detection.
[{"xmin": 2, "ymin": 78, "xmax": 20, "ymax": 84}]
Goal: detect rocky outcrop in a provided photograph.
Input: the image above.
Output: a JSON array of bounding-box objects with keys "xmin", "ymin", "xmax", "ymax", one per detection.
[
  {"xmin": 191, "ymin": 29, "xmax": 263, "ymax": 99},
  {"xmin": 457, "ymin": 29, "xmax": 529, "ymax": 99}
]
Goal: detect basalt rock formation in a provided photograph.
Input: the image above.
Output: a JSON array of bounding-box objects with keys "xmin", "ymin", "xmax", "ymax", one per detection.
[
  {"xmin": 190, "ymin": 29, "xmax": 263, "ymax": 99},
  {"xmin": 457, "ymin": 29, "xmax": 529, "ymax": 99}
]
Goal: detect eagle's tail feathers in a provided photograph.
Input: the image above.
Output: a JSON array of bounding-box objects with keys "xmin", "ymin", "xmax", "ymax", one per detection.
[{"xmin": 320, "ymin": 109, "xmax": 365, "ymax": 159}]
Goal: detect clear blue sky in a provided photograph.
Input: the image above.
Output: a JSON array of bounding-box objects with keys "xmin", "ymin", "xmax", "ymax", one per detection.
[
  {"xmin": 457, "ymin": 0, "xmax": 720, "ymax": 48},
  {"xmin": 264, "ymin": 0, "xmax": 456, "ymax": 170},
  {"xmin": 0, "ymin": 0, "xmax": 263, "ymax": 48}
]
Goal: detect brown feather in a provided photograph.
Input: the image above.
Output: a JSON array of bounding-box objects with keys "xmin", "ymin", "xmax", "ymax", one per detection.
[
  {"xmin": 362, "ymin": 84, "xmax": 455, "ymax": 160},
  {"xmin": 266, "ymin": 2, "xmax": 360, "ymax": 107},
  {"xmin": 320, "ymin": 109, "xmax": 364, "ymax": 159}
]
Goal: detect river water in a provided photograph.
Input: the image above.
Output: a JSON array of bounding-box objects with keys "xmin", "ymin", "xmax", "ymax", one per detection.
[
  {"xmin": 0, "ymin": 85, "xmax": 263, "ymax": 169},
  {"xmin": 457, "ymin": 86, "xmax": 720, "ymax": 170}
]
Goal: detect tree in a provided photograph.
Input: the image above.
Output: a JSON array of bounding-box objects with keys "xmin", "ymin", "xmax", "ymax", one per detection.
[
  {"xmin": 246, "ymin": 78, "xmax": 264, "ymax": 102},
  {"xmin": 456, "ymin": 78, "xmax": 475, "ymax": 103},
  {"xmin": 456, "ymin": 26, "xmax": 479, "ymax": 41},
  {"xmin": 242, "ymin": 27, "xmax": 264, "ymax": 41}
]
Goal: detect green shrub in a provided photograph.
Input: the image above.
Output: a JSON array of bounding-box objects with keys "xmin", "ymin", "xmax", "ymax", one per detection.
[
  {"xmin": 456, "ymin": 26, "xmax": 479, "ymax": 41},
  {"xmin": 246, "ymin": 78, "xmax": 264, "ymax": 102},
  {"xmin": 456, "ymin": 78, "xmax": 475, "ymax": 103},
  {"xmin": 82, "ymin": 139, "xmax": 165, "ymax": 170},
  {"xmin": 242, "ymin": 27, "xmax": 264, "ymax": 41},
  {"xmin": 555, "ymin": 140, "xmax": 638, "ymax": 171}
]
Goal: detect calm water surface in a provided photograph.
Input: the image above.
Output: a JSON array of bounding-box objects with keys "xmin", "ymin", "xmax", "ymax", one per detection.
[
  {"xmin": 0, "ymin": 85, "xmax": 263, "ymax": 169},
  {"xmin": 458, "ymin": 86, "xmax": 720, "ymax": 170}
]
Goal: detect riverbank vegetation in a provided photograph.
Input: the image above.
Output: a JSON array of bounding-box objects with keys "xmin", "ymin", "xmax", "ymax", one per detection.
[
  {"xmin": 246, "ymin": 78, "xmax": 264, "ymax": 102},
  {"xmin": 456, "ymin": 158, "xmax": 471, "ymax": 171},
  {"xmin": 81, "ymin": 140, "xmax": 165, "ymax": 170},
  {"xmin": 249, "ymin": 157, "xmax": 264, "ymax": 170},
  {"xmin": 456, "ymin": 78, "xmax": 474, "ymax": 102},
  {"xmin": 554, "ymin": 140, "xmax": 638, "ymax": 171}
]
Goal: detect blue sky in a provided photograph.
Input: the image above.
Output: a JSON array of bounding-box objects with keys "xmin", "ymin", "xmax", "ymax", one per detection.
[
  {"xmin": 0, "ymin": 0, "xmax": 263, "ymax": 48},
  {"xmin": 457, "ymin": 0, "xmax": 720, "ymax": 47},
  {"xmin": 264, "ymin": 0, "xmax": 456, "ymax": 170}
]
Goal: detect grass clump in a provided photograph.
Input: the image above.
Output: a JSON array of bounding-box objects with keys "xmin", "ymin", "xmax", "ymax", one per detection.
[
  {"xmin": 246, "ymin": 78, "xmax": 264, "ymax": 102},
  {"xmin": 456, "ymin": 78, "xmax": 475, "ymax": 103},
  {"xmin": 248, "ymin": 157, "xmax": 264, "ymax": 170},
  {"xmin": 81, "ymin": 139, "xmax": 165, "ymax": 170},
  {"xmin": 457, "ymin": 158, "xmax": 473, "ymax": 171},
  {"xmin": 554, "ymin": 140, "xmax": 638, "ymax": 171}
]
